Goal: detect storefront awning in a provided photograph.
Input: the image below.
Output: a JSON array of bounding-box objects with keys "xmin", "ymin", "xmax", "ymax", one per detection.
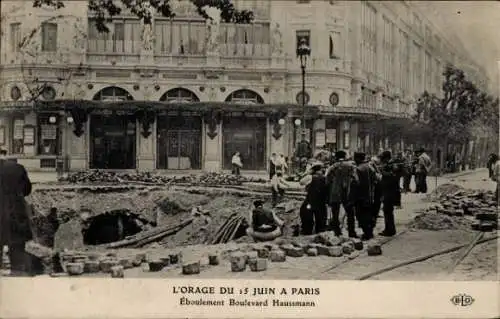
[{"xmin": 28, "ymin": 100, "xmax": 322, "ymax": 117}]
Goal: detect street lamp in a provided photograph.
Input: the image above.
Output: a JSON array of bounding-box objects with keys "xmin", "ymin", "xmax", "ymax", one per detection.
[{"xmin": 296, "ymin": 38, "xmax": 311, "ymax": 134}]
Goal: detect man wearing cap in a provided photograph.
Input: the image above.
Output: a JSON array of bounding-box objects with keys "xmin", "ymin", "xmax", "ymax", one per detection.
[
  {"xmin": 0, "ymin": 148, "xmax": 34, "ymax": 276},
  {"xmin": 246, "ymin": 200, "xmax": 284, "ymax": 242},
  {"xmin": 379, "ymin": 150, "xmax": 405, "ymax": 236},
  {"xmin": 353, "ymin": 152, "xmax": 379, "ymax": 240},
  {"xmin": 325, "ymin": 150, "xmax": 359, "ymax": 237},
  {"xmin": 299, "ymin": 161, "xmax": 328, "ymax": 235}
]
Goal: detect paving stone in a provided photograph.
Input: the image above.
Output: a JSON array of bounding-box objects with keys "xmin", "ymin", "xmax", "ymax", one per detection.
[
  {"xmin": 283, "ymin": 246, "xmax": 304, "ymax": 257},
  {"xmin": 348, "ymin": 251, "xmax": 360, "ymax": 260},
  {"xmin": 367, "ymin": 244, "xmax": 382, "ymax": 256},
  {"xmin": 341, "ymin": 242, "xmax": 354, "ymax": 254},
  {"xmin": 471, "ymin": 221, "xmax": 481, "ymax": 231},
  {"xmin": 148, "ymin": 260, "xmax": 165, "ymax": 272},
  {"xmin": 249, "ymin": 258, "xmax": 267, "ymax": 272},
  {"xmin": 316, "ymin": 245, "xmax": 330, "ymax": 256},
  {"xmin": 111, "ymin": 265, "xmax": 124, "ymax": 278},
  {"xmin": 352, "ymin": 239, "xmax": 364, "ymax": 251},
  {"xmin": 313, "ymin": 232, "xmax": 336, "ymax": 245},
  {"xmin": 245, "ymin": 251, "xmax": 258, "ymax": 264},
  {"xmin": 475, "ymin": 212, "xmax": 498, "ymax": 222},
  {"xmin": 230, "ymin": 253, "xmax": 247, "ymax": 272},
  {"xmin": 208, "ymin": 254, "xmax": 220, "ymax": 266},
  {"xmin": 135, "ymin": 253, "xmax": 146, "ymax": 263},
  {"xmin": 327, "ymin": 246, "xmax": 343, "ymax": 257},
  {"xmin": 99, "ymin": 259, "xmax": 118, "ymax": 273},
  {"xmin": 269, "ymin": 250, "xmax": 286, "ymax": 262},
  {"xmin": 182, "ymin": 261, "xmax": 201, "ymax": 275},
  {"xmin": 306, "ymin": 248, "xmax": 318, "ymax": 256},
  {"xmin": 83, "ymin": 260, "xmax": 100, "ymax": 273},
  {"xmin": 255, "ymin": 247, "xmax": 270, "ymax": 259},
  {"xmin": 478, "ymin": 221, "xmax": 496, "ymax": 232},
  {"xmin": 66, "ymin": 262, "xmax": 84, "ymax": 276},
  {"xmin": 169, "ymin": 252, "xmax": 182, "ymax": 265},
  {"xmin": 119, "ymin": 258, "xmax": 134, "ymax": 269}
]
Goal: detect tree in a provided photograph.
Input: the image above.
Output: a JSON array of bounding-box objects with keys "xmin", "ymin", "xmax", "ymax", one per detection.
[
  {"xmin": 33, "ymin": 0, "xmax": 254, "ymax": 33},
  {"xmin": 412, "ymin": 64, "xmax": 499, "ymax": 170}
]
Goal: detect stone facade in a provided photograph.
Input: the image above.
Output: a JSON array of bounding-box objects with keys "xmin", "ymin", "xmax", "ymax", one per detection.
[{"xmin": 0, "ymin": 0, "xmax": 489, "ymax": 171}]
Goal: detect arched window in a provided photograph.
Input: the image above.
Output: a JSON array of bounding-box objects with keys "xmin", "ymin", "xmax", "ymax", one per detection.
[
  {"xmin": 160, "ymin": 88, "xmax": 200, "ymax": 103},
  {"xmin": 93, "ymin": 86, "xmax": 133, "ymax": 101},
  {"xmin": 225, "ymin": 89, "xmax": 264, "ymax": 104}
]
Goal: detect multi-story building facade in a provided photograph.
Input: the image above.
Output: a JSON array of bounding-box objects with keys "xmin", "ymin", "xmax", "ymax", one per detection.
[{"xmin": 0, "ymin": 0, "xmax": 490, "ymax": 172}]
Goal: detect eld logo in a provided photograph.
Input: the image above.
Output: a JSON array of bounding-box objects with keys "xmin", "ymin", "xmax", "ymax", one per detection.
[{"xmin": 450, "ymin": 294, "xmax": 475, "ymax": 307}]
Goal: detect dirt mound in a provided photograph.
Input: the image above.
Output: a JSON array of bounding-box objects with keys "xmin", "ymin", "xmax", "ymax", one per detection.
[{"xmin": 408, "ymin": 212, "xmax": 472, "ymax": 231}]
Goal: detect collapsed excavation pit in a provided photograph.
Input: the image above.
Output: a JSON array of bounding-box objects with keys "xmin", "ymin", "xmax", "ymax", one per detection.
[
  {"xmin": 81, "ymin": 211, "xmax": 149, "ymax": 245},
  {"xmin": 30, "ymin": 186, "xmax": 294, "ymax": 249}
]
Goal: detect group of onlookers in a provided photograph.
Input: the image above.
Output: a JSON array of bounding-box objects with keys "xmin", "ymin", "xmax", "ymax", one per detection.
[{"xmin": 247, "ymin": 144, "xmax": 436, "ymax": 242}]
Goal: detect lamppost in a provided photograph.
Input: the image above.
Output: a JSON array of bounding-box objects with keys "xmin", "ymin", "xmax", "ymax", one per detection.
[{"xmin": 296, "ymin": 38, "xmax": 311, "ymax": 134}]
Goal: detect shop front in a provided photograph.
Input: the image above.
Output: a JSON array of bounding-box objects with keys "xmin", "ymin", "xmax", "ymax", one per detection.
[
  {"xmin": 222, "ymin": 113, "xmax": 267, "ymax": 171},
  {"xmin": 89, "ymin": 110, "xmax": 137, "ymax": 169},
  {"xmin": 156, "ymin": 111, "xmax": 202, "ymax": 170}
]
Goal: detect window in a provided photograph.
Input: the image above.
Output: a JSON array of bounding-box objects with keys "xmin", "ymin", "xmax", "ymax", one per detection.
[
  {"xmin": 425, "ymin": 51, "xmax": 432, "ymax": 91},
  {"xmin": 225, "ymin": 89, "xmax": 264, "ymax": 104},
  {"xmin": 41, "ymin": 22, "xmax": 57, "ymax": 52},
  {"xmin": 329, "ymin": 31, "xmax": 340, "ymax": 59},
  {"xmin": 11, "ymin": 117, "xmax": 24, "ymax": 154},
  {"xmin": 219, "ymin": 22, "xmax": 270, "ymax": 56},
  {"xmin": 37, "ymin": 114, "xmax": 60, "ymax": 155},
  {"xmin": 296, "ymin": 30, "xmax": 311, "ymax": 56},
  {"xmin": 88, "ymin": 19, "xmax": 141, "ymax": 54},
  {"xmin": 10, "ymin": 23, "xmax": 21, "ymax": 52},
  {"xmin": 160, "ymin": 88, "xmax": 200, "ymax": 103}
]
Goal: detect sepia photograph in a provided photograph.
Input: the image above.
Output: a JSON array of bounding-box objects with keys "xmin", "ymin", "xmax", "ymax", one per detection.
[{"xmin": 0, "ymin": 0, "xmax": 498, "ymax": 317}]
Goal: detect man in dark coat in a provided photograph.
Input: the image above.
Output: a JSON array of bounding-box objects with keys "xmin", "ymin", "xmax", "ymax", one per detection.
[
  {"xmin": 402, "ymin": 149, "xmax": 413, "ymax": 193},
  {"xmin": 353, "ymin": 152, "xmax": 379, "ymax": 240},
  {"xmin": 294, "ymin": 133, "xmax": 312, "ymax": 172},
  {"xmin": 325, "ymin": 150, "xmax": 359, "ymax": 237},
  {"xmin": 0, "ymin": 149, "xmax": 34, "ymax": 276},
  {"xmin": 368, "ymin": 156, "xmax": 382, "ymax": 229},
  {"xmin": 299, "ymin": 162, "xmax": 328, "ymax": 235},
  {"xmin": 378, "ymin": 150, "xmax": 405, "ymax": 237}
]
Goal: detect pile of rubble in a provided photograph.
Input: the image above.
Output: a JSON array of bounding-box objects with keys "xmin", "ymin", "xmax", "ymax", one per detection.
[
  {"xmin": 58, "ymin": 171, "xmax": 267, "ymax": 186},
  {"xmin": 409, "ymin": 185, "xmax": 498, "ymax": 231},
  {"xmin": 13, "ymin": 231, "xmax": 383, "ymax": 277}
]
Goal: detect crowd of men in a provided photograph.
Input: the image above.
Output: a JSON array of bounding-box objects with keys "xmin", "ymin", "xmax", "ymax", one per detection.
[
  {"xmin": 297, "ymin": 147, "xmax": 432, "ymax": 240},
  {"xmin": 246, "ymin": 137, "xmax": 435, "ymax": 242}
]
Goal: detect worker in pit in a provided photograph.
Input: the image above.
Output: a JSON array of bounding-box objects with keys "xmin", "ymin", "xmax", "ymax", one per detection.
[{"xmin": 246, "ymin": 200, "xmax": 284, "ymax": 242}]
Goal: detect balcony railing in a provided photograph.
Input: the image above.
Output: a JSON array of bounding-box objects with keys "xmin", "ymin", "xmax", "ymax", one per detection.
[{"xmin": 87, "ymin": 40, "xmax": 141, "ymax": 64}]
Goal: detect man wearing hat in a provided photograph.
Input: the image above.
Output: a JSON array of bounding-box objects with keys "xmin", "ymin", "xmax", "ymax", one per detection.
[
  {"xmin": 0, "ymin": 147, "xmax": 34, "ymax": 275},
  {"xmin": 299, "ymin": 161, "xmax": 328, "ymax": 235},
  {"xmin": 353, "ymin": 152, "xmax": 379, "ymax": 240},
  {"xmin": 378, "ymin": 150, "xmax": 405, "ymax": 236},
  {"xmin": 325, "ymin": 150, "xmax": 359, "ymax": 237},
  {"xmin": 246, "ymin": 200, "xmax": 284, "ymax": 242}
]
